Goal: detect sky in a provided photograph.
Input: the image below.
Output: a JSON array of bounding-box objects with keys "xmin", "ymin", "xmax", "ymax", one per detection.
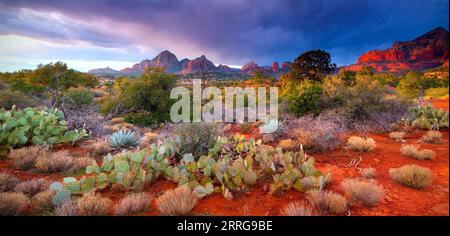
[{"xmin": 0, "ymin": 0, "xmax": 448, "ymax": 72}]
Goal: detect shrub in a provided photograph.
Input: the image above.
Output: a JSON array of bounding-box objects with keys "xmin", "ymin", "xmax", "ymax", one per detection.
[
  {"xmin": 174, "ymin": 123, "xmax": 218, "ymax": 159},
  {"xmin": 108, "ymin": 130, "xmax": 140, "ymax": 149},
  {"xmin": 14, "ymin": 178, "xmax": 49, "ymax": 196},
  {"xmin": 156, "ymin": 186, "xmax": 198, "ymax": 216},
  {"xmin": 110, "ymin": 117, "xmax": 125, "ymax": 124},
  {"xmin": 114, "ymin": 193, "xmax": 151, "ymax": 216},
  {"xmin": 284, "ymin": 79, "xmax": 324, "ymax": 116},
  {"xmin": 0, "ymin": 192, "xmax": 30, "ymax": 216},
  {"xmin": 55, "ymin": 201, "xmax": 78, "ymax": 216},
  {"xmin": 34, "ymin": 151, "xmax": 92, "ymax": 174},
  {"xmin": 0, "ymin": 173, "xmax": 20, "ymax": 192},
  {"xmin": 307, "ymin": 191, "xmax": 348, "ymax": 214},
  {"xmin": 90, "ymin": 141, "xmax": 111, "ymax": 157},
  {"xmin": 139, "ymin": 132, "xmax": 158, "ymax": 148},
  {"xmin": 123, "ymin": 112, "xmax": 170, "ymax": 127},
  {"xmin": 341, "ymin": 179, "xmax": 383, "ymax": 207},
  {"xmin": 8, "ymin": 146, "xmax": 44, "ymax": 170},
  {"xmin": 279, "ymin": 139, "xmax": 297, "ymax": 151},
  {"xmin": 239, "ymin": 123, "xmax": 252, "ymax": 133},
  {"xmin": 0, "ymin": 89, "xmax": 40, "ymax": 110},
  {"xmin": 288, "ymin": 114, "xmax": 346, "ymax": 152},
  {"xmin": 425, "ymin": 87, "xmax": 449, "ymax": 98},
  {"xmin": 400, "ymin": 145, "xmax": 435, "ymax": 160},
  {"xmin": 389, "ymin": 165, "xmax": 432, "ymax": 189},
  {"xmin": 361, "ymin": 167, "xmax": 376, "ymax": 179},
  {"xmin": 31, "ymin": 189, "xmax": 54, "ymax": 213},
  {"xmin": 346, "ymin": 136, "xmax": 376, "ymax": 152},
  {"xmin": 389, "ymin": 132, "xmax": 405, "ymax": 142},
  {"xmin": 420, "ymin": 130, "xmax": 443, "ymax": 144},
  {"xmin": 61, "ymin": 87, "xmax": 95, "ymax": 109},
  {"xmin": 281, "ymin": 201, "xmax": 317, "ymax": 216},
  {"xmin": 76, "ymin": 194, "xmax": 112, "ymax": 216}
]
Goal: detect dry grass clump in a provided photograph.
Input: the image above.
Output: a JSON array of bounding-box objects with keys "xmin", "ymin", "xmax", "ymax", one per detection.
[
  {"xmin": 90, "ymin": 141, "xmax": 111, "ymax": 157},
  {"xmin": 31, "ymin": 189, "xmax": 54, "ymax": 213},
  {"xmin": 389, "ymin": 132, "xmax": 405, "ymax": 142},
  {"xmin": 346, "ymin": 136, "xmax": 376, "ymax": 152},
  {"xmin": 14, "ymin": 178, "xmax": 49, "ymax": 196},
  {"xmin": 111, "ymin": 117, "xmax": 125, "ymax": 124},
  {"xmin": 55, "ymin": 201, "xmax": 78, "ymax": 216},
  {"xmin": 420, "ymin": 131, "xmax": 443, "ymax": 144},
  {"xmin": 341, "ymin": 179, "xmax": 384, "ymax": 207},
  {"xmin": 389, "ymin": 165, "xmax": 433, "ymax": 189},
  {"xmin": 281, "ymin": 201, "xmax": 317, "ymax": 216},
  {"xmin": 299, "ymin": 176, "xmax": 318, "ymax": 191},
  {"xmin": 279, "ymin": 139, "xmax": 297, "ymax": 151},
  {"xmin": 114, "ymin": 193, "xmax": 151, "ymax": 215},
  {"xmin": 8, "ymin": 146, "xmax": 44, "ymax": 170},
  {"xmin": 307, "ymin": 191, "xmax": 348, "ymax": 214},
  {"xmin": 0, "ymin": 192, "xmax": 30, "ymax": 216},
  {"xmin": 76, "ymin": 194, "xmax": 112, "ymax": 216},
  {"xmin": 35, "ymin": 151, "xmax": 92, "ymax": 173},
  {"xmin": 156, "ymin": 186, "xmax": 198, "ymax": 216},
  {"xmin": 139, "ymin": 132, "xmax": 158, "ymax": 148},
  {"xmin": 0, "ymin": 173, "xmax": 20, "ymax": 192},
  {"xmin": 400, "ymin": 145, "xmax": 435, "ymax": 160},
  {"xmin": 360, "ymin": 167, "xmax": 376, "ymax": 179}
]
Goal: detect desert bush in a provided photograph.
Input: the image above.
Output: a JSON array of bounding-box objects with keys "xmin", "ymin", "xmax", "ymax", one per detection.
[
  {"xmin": 139, "ymin": 132, "xmax": 158, "ymax": 148},
  {"xmin": 420, "ymin": 130, "xmax": 443, "ymax": 144},
  {"xmin": 8, "ymin": 146, "xmax": 45, "ymax": 170},
  {"xmin": 400, "ymin": 145, "xmax": 435, "ymax": 160},
  {"xmin": 307, "ymin": 191, "xmax": 348, "ymax": 214},
  {"xmin": 31, "ymin": 150, "xmax": 92, "ymax": 173},
  {"xmin": 341, "ymin": 179, "xmax": 383, "ymax": 207},
  {"xmin": 114, "ymin": 193, "xmax": 151, "ymax": 215},
  {"xmin": 425, "ymin": 87, "xmax": 449, "ymax": 98},
  {"xmin": 0, "ymin": 192, "xmax": 30, "ymax": 215},
  {"xmin": 111, "ymin": 117, "xmax": 125, "ymax": 124},
  {"xmin": 14, "ymin": 178, "xmax": 49, "ymax": 196},
  {"xmin": 389, "ymin": 132, "xmax": 405, "ymax": 142},
  {"xmin": 287, "ymin": 113, "xmax": 346, "ymax": 152},
  {"xmin": 156, "ymin": 186, "xmax": 198, "ymax": 216},
  {"xmin": 346, "ymin": 136, "xmax": 376, "ymax": 152},
  {"xmin": 279, "ymin": 139, "xmax": 297, "ymax": 151},
  {"xmin": 281, "ymin": 201, "xmax": 317, "ymax": 216},
  {"xmin": 389, "ymin": 165, "xmax": 432, "ymax": 189},
  {"xmin": 108, "ymin": 129, "xmax": 140, "ymax": 149},
  {"xmin": 0, "ymin": 173, "xmax": 20, "ymax": 192},
  {"xmin": 55, "ymin": 200, "xmax": 78, "ymax": 216},
  {"xmin": 174, "ymin": 123, "xmax": 218, "ymax": 159},
  {"xmin": 283, "ymin": 79, "xmax": 324, "ymax": 116},
  {"xmin": 76, "ymin": 194, "xmax": 112, "ymax": 216},
  {"xmin": 90, "ymin": 141, "xmax": 111, "ymax": 157},
  {"xmin": 0, "ymin": 89, "xmax": 40, "ymax": 110},
  {"xmin": 60, "ymin": 87, "xmax": 95, "ymax": 109},
  {"xmin": 239, "ymin": 123, "xmax": 252, "ymax": 133},
  {"xmin": 31, "ymin": 189, "xmax": 54, "ymax": 213},
  {"xmin": 361, "ymin": 167, "xmax": 376, "ymax": 179}
]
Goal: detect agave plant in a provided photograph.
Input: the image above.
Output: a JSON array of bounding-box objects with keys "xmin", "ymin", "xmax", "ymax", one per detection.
[
  {"xmin": 259, "ymin": 119, "xmax": 283, "ymax": 134},
  {"xmin": 108, "ymin": 130, "xmax": 140, "ymax": 149}
]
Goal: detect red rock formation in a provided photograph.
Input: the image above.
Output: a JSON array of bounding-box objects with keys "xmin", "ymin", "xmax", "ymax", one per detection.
[
  {"xmin": 347, "ymin": 27, "xmax": 449, "ymax": 72},
  {"xmin": 272, "ymin": 62, "xmax": 279, "ymax": 73},
  {"xmin": 180, "ymin": 55, "xmax": 216, "ymax": 74}
]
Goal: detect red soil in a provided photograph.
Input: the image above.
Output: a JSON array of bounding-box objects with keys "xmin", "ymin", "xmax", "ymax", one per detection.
[{"xmin": 1, "ymin": 100, "xmax": 449, "ymax": 216}]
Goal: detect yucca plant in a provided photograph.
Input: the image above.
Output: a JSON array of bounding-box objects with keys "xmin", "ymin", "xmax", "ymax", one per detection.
[
  {"xmin": 108, "ymin": 130, "xmax": 140, "ymax": 149},
  {"xmin": 259, "ymin": 119, "xmax": 283, "ymax": 134}
]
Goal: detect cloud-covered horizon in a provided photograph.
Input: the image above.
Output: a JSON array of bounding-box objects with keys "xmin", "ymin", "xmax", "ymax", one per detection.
[{"xmin": 0, "ymin": 0, "xmax": 448, "ymax": 72}]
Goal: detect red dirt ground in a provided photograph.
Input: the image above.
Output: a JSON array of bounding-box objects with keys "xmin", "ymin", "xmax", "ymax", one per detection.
[{"xmin": 1, "ymin": 99, "xmax": 449, "ymax": 216}]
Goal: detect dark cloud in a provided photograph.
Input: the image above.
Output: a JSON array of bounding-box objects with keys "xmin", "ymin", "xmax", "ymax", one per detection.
[{"xmin": 0, "ymin": 0, "xmax": 448, "ymax": 66}]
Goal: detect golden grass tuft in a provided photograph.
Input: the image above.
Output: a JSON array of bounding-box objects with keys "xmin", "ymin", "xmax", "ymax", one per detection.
[
  {"xmin": 389, "ymin": 165, "xmax": 433, "ymax": 189},
  {"xmin": 156, "ymin": 186, "xmax": 198, "ymax": 216},
  {"xmin": 400, "ymin": 145, "xmax": 435, "ymax": 160},
  {"xmin": 31, "ymin": 189, "xmax": 54, "ymax": 213},
  {"xmin": 307, "ymin": 191, "xmax": 348, "ymax": 214},
  {"xmin": 90, "ymin": 141, "xmax": 111, "ymax": 157},
  {"xmin": 279, "ymin": 139, "xmax": 297, "ymax": 151},
  {"xmin": 346, "ymin": 136, "xmax": 376, "ymax": 152},
  {"xmin": 341, "ymin": 179, "xmax": 384, "ymax": 207},
  {"xmin": 114, "ymin": 193, "xmax": 151, "ymax": 215},
  {"xmin": 0, "ymin": 173, "xmax": 20, "ymax": 192},
  {"xmin": 76, "ymin": 194, "xmax": 112, "ymax": 216},
  {"xmin": 14, "ymin": 178, "xmax": 49, "ymax": 196},
  {"xmin": 0, "ymin": 192, "xmax": 30, "ymax": 216},
  {"xmin": 389, "ymin": 132, "xmax": 405, "ymax": 142},
  {"xmin": 420, "ymin": 130, "xmax": 443, "ymax": 144},
  {"xmin": 281, "ymin": 201, "xmax": 317, "ymax": 216},
  {"xmin": 360, "ymin": 167, "xmax": 376, "ymax": 179},
  {"xmin": 8, "ymin": 146, "xmax": 44, "ymax": 170}
]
